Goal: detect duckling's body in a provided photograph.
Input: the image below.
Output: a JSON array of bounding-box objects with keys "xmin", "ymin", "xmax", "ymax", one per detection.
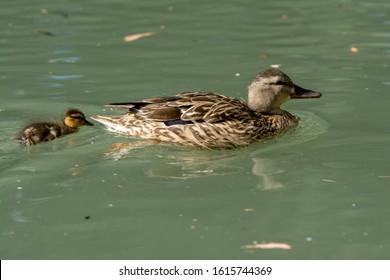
[
  {"xmin": 12, "ymin": 109, "xmax": 94, "ymax": 145},
  {"xmin": 92, "ymin": 69, "xmax": 321, "ymax": 149}
]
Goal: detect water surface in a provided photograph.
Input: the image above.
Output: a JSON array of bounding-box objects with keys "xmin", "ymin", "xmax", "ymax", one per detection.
[{"xmin": 1, "ymin": 0, "xmax": 390, "ymax": 259}]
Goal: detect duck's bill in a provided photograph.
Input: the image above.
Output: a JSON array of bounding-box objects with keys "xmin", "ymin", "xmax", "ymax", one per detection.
[{"xmin": 291, "ymin": 85, "xmax": 322, "ymax": 98}]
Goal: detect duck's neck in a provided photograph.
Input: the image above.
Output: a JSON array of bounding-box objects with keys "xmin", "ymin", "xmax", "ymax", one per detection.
[
  {"xmin": 247, "ymin": 92, "xmax": 284, "ymax": 114},
  {"xmin": 247, "ymin": 85, "xmax": 277, "ymax": 113}
]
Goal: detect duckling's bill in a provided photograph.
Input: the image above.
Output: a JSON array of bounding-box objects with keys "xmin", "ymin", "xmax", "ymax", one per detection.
[{"xmin": 83, "ymin": 119, "xmax": 94, "ymax": 126}]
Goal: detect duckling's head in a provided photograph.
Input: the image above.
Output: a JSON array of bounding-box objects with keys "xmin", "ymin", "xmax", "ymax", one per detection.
[
  {"xmin": 247, "ymin": 69, "xmax": 321, "ymax": 113},
  {"xmin": 63, "ymin": 109, "xmax": 94, "ymax": 128}
]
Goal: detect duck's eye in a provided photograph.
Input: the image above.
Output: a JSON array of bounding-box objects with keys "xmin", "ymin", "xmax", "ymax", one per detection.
[{"xmin": 273, "ymin": 81, "xmax": 285, "ymax": 86}]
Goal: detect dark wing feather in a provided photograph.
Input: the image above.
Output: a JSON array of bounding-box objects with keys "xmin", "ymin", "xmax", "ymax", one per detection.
[
  {"xmin": 106, "ymin": 96, "xmax": 182, "ymax": 110},
  {"xmin": 105, "ymin": 102, "xmax": 149, "ymax": 110},
  {"xmin": 147, "ymin": 107, "xmax": 182, "ymax": 121}
]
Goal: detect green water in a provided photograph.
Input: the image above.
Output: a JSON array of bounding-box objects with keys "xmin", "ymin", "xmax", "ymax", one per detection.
[{"xmin": 1, "ymin": 0, "xmax": 390, "ymax": 259}]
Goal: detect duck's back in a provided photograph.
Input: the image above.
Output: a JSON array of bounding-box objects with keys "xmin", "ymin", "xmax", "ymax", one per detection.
[{"xmin": 108, "ymin": 91, "xmax": 252, "ymax": 123}]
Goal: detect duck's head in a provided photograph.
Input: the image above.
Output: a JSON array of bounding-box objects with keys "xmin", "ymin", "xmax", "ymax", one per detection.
[
  {"xmin": 247, "ymin": 69, "xmax": 321, "ymax": 113},
  {"xmin": 63, "ymin": 109, "xmax": 94, "ymax": 128}
]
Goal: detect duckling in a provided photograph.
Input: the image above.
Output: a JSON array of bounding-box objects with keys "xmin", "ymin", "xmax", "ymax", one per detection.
[
  {"xmin": 12, "ymin": 108, "xmax": 94, "ymax": 145},
  {"xmin": 92, "ymin": 69, "xmax": 321, "ymax": 149}
]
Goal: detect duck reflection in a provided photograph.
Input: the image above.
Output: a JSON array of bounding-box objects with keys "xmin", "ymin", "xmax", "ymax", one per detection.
[
  {"xmin": 251, "ymin": 157, "xmax": 285, "ymax": 190},
  {"xmin": 143, "ymin": 152, "xmax": 245, "ymax": 179},
  {"xmin": 101, "ymin": 110, "xmax": 328, "ymax": 185},
  {"xmin": 104, "ymin": 141, "xmax": 286, "ymax": 189}
]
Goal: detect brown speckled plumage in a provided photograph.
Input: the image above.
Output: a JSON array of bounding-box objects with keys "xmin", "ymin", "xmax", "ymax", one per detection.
[
  {"xmin": 12, "ymin": 108, "xmax": 94, "ymax": 146},
  {"xmin": 92, "ymin": 69, "xmax": 321, "ymax": 149}
]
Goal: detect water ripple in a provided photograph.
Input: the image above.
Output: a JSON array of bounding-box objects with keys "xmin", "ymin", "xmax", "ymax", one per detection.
[
  {"xmin": 48, "ymin": 56, "xmax": 81, "ymax": 63},
  {"xmin": 44, "ymin": 74, "xmax": 83, "ymax": 80}
]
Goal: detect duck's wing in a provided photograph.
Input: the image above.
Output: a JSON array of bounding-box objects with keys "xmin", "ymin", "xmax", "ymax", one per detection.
[{"xmin": 106, "ymin": 91, "xmax": 252, "ymax": 124}]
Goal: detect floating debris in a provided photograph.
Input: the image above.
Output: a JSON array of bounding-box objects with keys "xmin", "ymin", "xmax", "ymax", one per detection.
[
  {"xmin": 350, "ymin": 46, "xmax": 359, "ymax": 53},
  {"xmin": 38, "ymin": 31, "xmax": 55, "ymax": 37},
  {"xmin": 322, "ymin": 178, "xmax": 336, "ymax": 183},
  {"xmin": 123, "ymin": 32, "xmax": 156, "ymax": 42},
  {"xmin": 40, "ymin": 8, "xmax": 68, "ymax": 18},
  {"xmin": 242, "ymin": 242, "xmax": 292, "ymax": 250}
]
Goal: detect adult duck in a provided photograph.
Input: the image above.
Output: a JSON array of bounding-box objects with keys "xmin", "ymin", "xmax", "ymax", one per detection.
[{"xmin": 92, "ymin": 69, "xmax": 321, "ymax": 149}]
